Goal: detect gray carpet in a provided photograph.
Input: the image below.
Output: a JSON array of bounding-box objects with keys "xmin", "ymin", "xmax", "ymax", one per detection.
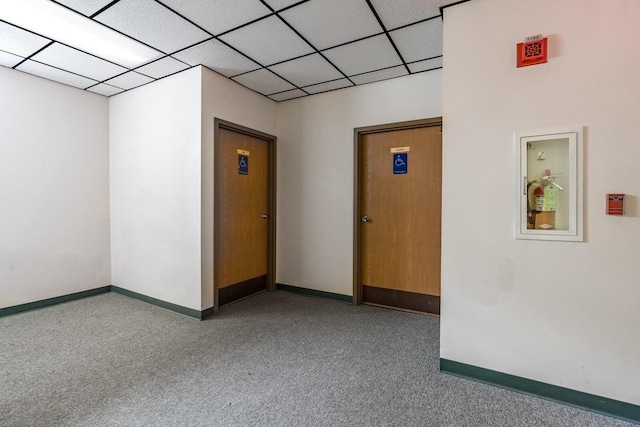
[{"xmin": 0, "ymin": 291, "xmax": 635, "ymax": 427}]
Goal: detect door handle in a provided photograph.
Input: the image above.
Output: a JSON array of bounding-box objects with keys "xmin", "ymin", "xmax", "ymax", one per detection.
[
  {"xmin": 361, "ymin": 215, "xmax": 370, "ymax": 222},
  {"xmin": 262, "ymin": 213, "xmax": 268, "ymax": 219}
]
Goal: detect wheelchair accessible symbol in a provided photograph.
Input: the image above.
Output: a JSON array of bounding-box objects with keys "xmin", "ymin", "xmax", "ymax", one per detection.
[
  {"xmin": 238, "ymin": 155, "xmax": 248, "ymax": 175},
  {"xmin": 393, "ymin": 153, "xmax": 407, "ymax": 174}
]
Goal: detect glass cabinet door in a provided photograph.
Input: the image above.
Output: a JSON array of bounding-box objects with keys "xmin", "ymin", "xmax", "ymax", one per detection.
[{"xmin": 514, "ymin": 126, "xmax": 583, "ymax": 241}]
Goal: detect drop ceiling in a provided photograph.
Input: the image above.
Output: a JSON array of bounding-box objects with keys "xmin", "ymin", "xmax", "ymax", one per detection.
[{"xmin": 0, "ymin": 0, "xmax": 465, "ymax": 101}]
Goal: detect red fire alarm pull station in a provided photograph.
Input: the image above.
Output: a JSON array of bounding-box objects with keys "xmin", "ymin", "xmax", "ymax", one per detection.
[
  {"xmin": 607, "ymin": 194, "xmax": 625, "ymax": 215},
  {"xmin": 517, "ymin": 34, "xmax": 548, "ymax": 68}
]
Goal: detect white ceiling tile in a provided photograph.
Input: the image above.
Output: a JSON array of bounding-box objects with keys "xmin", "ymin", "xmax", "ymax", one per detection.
[
  {"xmin": 303, "ymin": 78, "xmax": 353, "ymax": 94},
  {"xmin": 219, "ymin": 16, "xmax": 314, "ymax": 66},
  {"xmin": 104, "ymin": 71, "xmax": 154, "ymax": 90},
  {"xmin": 370, "ymin": 0, "xmax": 448, "ymax": 30},
  {"xmin": 86, "ymin": 83, "xmax": 125, "ymax": 96},
  {"xmin": 0, "ymin": 50, "xmax": 23, "ymax": 68},
  {"xmin": 95, "ymin": 0, "xmax": 211, "ymax": 53},
  {"xmin": 16, "ymin": 60, "xmax": 98, "ymax": 89},
  {"xmin": 263, "ymin": 0, "xmax": 302, "ymax": 11},
  {"xmin": 54, "ymin": 0, "xmax": 115, "ymax": 16},
  {"xmin": 232, "ymin": 68, "xmax": 295, "ymax": 95},
  {"xmin": 173, "ymin": 39, "xmax": 260, "ymax": 77},
  {"xmin": 136, "ymin": 56, "xmax": 190, "ymax": 79},
  {"xmin": 351, "ymin": 65, "xmax": 407, "ymax": 85},
  {"xmin": 31, "ymin": 43, "xmax": 127, "ymax": 81},
  {"xmin": 323, "ymin": 34, "xmax": 401, "ymax": 76},
  {"xmin": 160, "ymin": 0, "xmax": 271, "ymax": 35},
  {"xmin": 280, "ymin": 0, "xmax": 382, "ymax": 50},
  {"xmin": 269, "ymin": 89, "xmax": 306, "ymax": 101},
  {"xmin": 268, "ymin": 53, "xmax": 342, "ymax": 87},
  {"xmin": 0, "ymin": 22, "xmax": 50, "ymax": 57},
  {"xmin": 390, "ymin": 19, "xmax": 442, "ymax": 63},
  {"xmin": 408, "ymin": 56, "xmax": 443, "ymax": 73}
]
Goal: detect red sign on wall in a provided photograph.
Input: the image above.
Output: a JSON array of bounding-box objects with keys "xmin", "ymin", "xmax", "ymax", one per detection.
[{"xmin": 517, "ymin": 35, "xmax": 547, "ymax": 68}]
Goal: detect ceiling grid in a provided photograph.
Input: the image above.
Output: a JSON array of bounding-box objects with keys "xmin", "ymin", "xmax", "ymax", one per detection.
[{"xmin": 0, "ymin": 0, "xmax": 467, "ymax": 100}]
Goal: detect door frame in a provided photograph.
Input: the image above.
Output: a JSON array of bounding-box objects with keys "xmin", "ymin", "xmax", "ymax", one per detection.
[
  {"xmin": 352, "ymin": 117, "xmax": 442, "ymax": 305},
  {"xmin": 213, "ymin": 118, "xmax": 277, "ymax": 312}
]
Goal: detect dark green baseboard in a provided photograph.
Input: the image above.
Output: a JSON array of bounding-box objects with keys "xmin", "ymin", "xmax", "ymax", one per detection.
[
  {"xmin": 111, "ymin": 286, "xmax": 214, "ymax": 320},
  {"xmin": 276, "ymin": 283, "xmax": 352, "ymax": 303},
  {"xmin": 440, "ymin": 358, "xmax": 640, "ymax": 424},
  {"xmin": 0, "ymin": 286, "xmax": 111, "ymax": 318},
  {"xmin": 1, "ymin": 286, "xmax": 215, "ymax": 320}
]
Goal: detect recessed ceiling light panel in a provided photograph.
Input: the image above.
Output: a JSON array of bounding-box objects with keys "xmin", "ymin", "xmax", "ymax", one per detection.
[{"xmin": 0, "ymin": 0, "xmax": 162, "ymax": 67}]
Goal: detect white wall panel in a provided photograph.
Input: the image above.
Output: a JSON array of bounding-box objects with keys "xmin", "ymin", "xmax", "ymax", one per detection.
[
  {"xmin": 0, "ymin": 67, "xmax": 110, "ymax": 308},
  {"xmin": 275, "ymin": 71, "xmax": 442, "ymax": 296},
  {"xmin": 441, "ymin": 0, "xmax": 640, "ymax": 405}
]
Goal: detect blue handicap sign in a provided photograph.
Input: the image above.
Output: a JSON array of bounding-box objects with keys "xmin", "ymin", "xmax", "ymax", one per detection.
[
  {"xmin": 238, "ymin": 155, "xmax": 248, "ymax": 175},
  {"xmin": 393, "ymin": 153, "xmax": 407, "ymax": 174}
]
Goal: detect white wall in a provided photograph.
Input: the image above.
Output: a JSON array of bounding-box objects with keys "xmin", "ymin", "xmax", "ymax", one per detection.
[
  {"xmin": 0, "ymin": 67, "xmax": 110, "ymax": 308},
  {"xmin": 109, "ymin": 67, "xmax": 202, "ymax": 310},
  {"xmin": 200, "ymin": 67, "xmax": 277, "ymax": 309},
  {"xmin": 441, "ymin": 0, "xmax": 640, "ymax": 405},
  {"xmin": 276, "ymin": 72, "xmax": 443, "ymax": 296}
]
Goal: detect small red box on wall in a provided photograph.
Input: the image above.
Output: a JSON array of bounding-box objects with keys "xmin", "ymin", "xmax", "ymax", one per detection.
[
  {"xmin": 607, "ymin": 194, "xmax": 625, "ymax": 215},
  {"xmin": 517, "ymin": 37, "xmax": 547, "ymax": 68}
]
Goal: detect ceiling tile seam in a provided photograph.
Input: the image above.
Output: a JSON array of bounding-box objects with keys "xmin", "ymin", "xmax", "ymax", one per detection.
[
  {"xmin": 412, "ymin": 66, "xmax": 443, "ymax": 74},
  {"xmin": 85, "ymin": 81, "xmax": 120, "ymax": 91},
  {"xmin": 267, "ymin": 81, "xmax": 333, "ymax": 96},
  {"xmin": 268, "ymin": 75, "xmax": 351, "ymax": 97},
  {"xmin": 48, "ymin": 0, "xmax": 110, "ymax": 20},
  {"xmin": 101, "ymin": 76, "xmax": 151, "ymax": 93},
  {"xmin": 89, "ymin": 0, "xmax": 123, "ymax": 18},
  {"xmin": 257, "ymin": 0, "xmax": 275, "ymax": 13},
  {"xmin": 13, "ymin": 67, "xmax": 99, "ymax": 92},
  {"xmin": 23, "ymin": 57, "xmax": 106, "ymax": 84},
  {"xmin": 439, "ymin": 0, "xmax": 472, "ymax": 18},
  {"xmin": 272, "ymin": 13, "xmax": 355, "ymax": 86},
  {"xmin": 110, "ymin": 64, "xmax": 200, "ymax": 95},
  {"xmin": 12, "ymin": 41, "xmax": 54, "ymax": 70},
  {"xmin": 364, "ymin": 0, "xmax": 410, "ymax": 75},
  {"xmin": 0, "ymin": 18, "xmax": 52, "ymax": 41},
  {"xmin": 300, "ymin": 76, "xmax": 350, "ymax": 90},
  {"xmin": 264, "ymin": 68, "xmax": 309, "ymax": 95},
  {"xmin": 130, "ymin": 54, "xmax": 184, "ymax": 74},
  {"xmin": 0, "ymin": 48, "xmax": 23, "ymax": 58},
  {"xmin": 154, "ymin": 0, "xmax": 215, "ymax": 38},
  {"xmin": 318, "ymin": 31, "xmax": 385, "ymax": 53},
  {"xmin": 88, "ymin": 16, "xmax": 169, "ymax": 56},
  {"xmin": 201, "ymin": 64, "xmax": 282, "ymax": 101},
  {"xmin": 102, "ymin": 63, "xmax": 200, "ymax": 96},
  {"xmin": 214, "ymin": 12, "xmax": 276, "ymax": 38},
  {"xmin": 230, "ymin": 28, "xmax": 417, "ymax": 81},
  {"xmin": 36, "ymin": 40, "xmax": 135, "ymax": 71},
  {"xmin": 165, "ymin": 37, "xmax": 215, "ymax": 58},
  {"xmin": 277, "ymin": 81, "xmax": 357, "ymax": 102},
  {"xmin": 271, "ymin": 96, "xmax": 306, "ymax": 102},
  {"xmin": 351, "ymin": 70, "xmax": 420, "ymax": 89},
  {"xmin": 0, "ymin": 18, "xmax": 52, "ymax": 57},
  {"xmin": 387, "ymin": 14, "xmax": 442, "ymax": 33},
  {"xmin": 91, "ymin": 68, "xmax": 148, "ymax": 90},
  {"xmin": 406, "ymin": 55, "xmax": 443, "ymax": 65},
  {"xmin": 274, "ymin": 0, "xmax": 312, "ymax": 14},
  {"xmin": 347, "ymin": 63, "xmax": 405, "ymax": 78},
  {"xmin": 130, "ymin": 54, "xmax": 192, "ymax": 77},
  {"xmin": 228, "ymin": 51, "xmax": 318, "ymax": 79},
  {"xmin": 212, "ymin": 38, "xmax": 308, "ymax": 96}
]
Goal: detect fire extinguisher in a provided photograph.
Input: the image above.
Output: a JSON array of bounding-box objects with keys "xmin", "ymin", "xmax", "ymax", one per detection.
[{"xmin": 534, "ymin": 185, "xmax": 544, "ymax": 211}]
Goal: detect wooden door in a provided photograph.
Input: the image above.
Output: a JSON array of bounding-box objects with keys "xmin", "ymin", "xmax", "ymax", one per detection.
[
  {"xmin": 216, "ymin": 126, "xmax": 270, "ymax": 307},
  {"xmin": 359, "ymin": 124, "xmax": 442, "ymax": 315}
]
